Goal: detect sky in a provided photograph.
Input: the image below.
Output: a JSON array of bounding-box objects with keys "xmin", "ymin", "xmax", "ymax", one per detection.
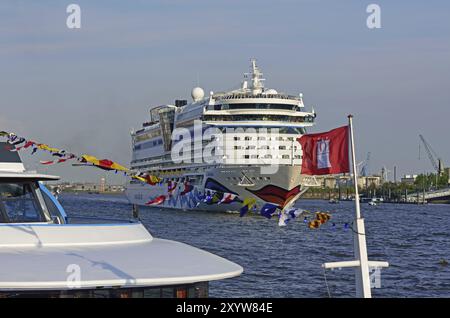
[{"xmin": 1, "ymin": 0, "xmax": 449, "ymax": 184}]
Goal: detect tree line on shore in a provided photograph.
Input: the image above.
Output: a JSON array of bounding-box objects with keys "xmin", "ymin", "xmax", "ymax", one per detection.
[{"xmin": 304, "ymin": 171, "xmax": 450, "ymax": 202}]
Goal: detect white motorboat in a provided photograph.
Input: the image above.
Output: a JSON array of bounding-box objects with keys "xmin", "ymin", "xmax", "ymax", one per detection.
[{"xmin": 0, "ymin": 142, "xmax": 242, "ymax": 298}]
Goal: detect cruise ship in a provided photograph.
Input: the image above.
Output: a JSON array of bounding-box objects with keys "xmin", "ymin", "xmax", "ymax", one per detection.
[{"xmin": 125, "ymin": 60, "xmax": 317, "ymax": 212}]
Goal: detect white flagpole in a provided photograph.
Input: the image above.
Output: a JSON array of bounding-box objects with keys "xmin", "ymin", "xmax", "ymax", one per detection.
[
  {"xmin": 322, "ymin": 116, "xmax": 388, "ymax": 298},
  {"xmin": 348, "ymin": 116, "xmax": 361, "ymax": 220},
  {"xmin": 348, "ymin": 115, "xmax": 371, "ymax": 298}
]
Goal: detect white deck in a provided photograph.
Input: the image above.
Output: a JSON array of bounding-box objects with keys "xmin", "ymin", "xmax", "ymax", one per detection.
[
  {"xmin": 0, "ymin": 223, "xmax": 243, "ymax": 290},
  {"xmin": 0, "ymin": 171, "xmax": 59, "ymax": 180}
]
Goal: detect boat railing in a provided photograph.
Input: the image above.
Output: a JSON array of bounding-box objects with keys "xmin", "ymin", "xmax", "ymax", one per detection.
[
  {"xmin": 65, "ymin": 215, "xmax": 138, "ymax": 224},
  {"xmin": 217, "ymin": 93, "xmax": 300, "ymax": 100}
]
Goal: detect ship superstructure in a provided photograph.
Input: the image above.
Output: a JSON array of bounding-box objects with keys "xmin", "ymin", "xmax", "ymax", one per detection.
[{"xmin": 125, "ymin": 59, "xmax": 317, "ymax": 212}]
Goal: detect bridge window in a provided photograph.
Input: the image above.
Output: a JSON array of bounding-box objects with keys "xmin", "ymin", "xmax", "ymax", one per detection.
[
  {"xmin": 204, "ymin": 114, "xmax": 313, "ymax": 124},
  {"xmin": 219, "ymin": 103, "xmax": 296, "ymax": 110}
]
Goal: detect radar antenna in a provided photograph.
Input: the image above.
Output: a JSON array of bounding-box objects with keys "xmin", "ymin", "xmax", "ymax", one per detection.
[{"xmin": 248, "ymin": 58, "xmax": 265, "ymax": 94}]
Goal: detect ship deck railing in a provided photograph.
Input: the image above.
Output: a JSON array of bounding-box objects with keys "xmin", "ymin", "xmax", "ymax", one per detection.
[{"xmin": 216, "ymin": 93, "xmax": 300, "ymax": 100}]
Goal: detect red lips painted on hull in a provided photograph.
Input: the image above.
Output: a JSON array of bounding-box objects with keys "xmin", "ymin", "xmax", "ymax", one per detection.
[{"xmin": 246, "ymin": 185, "xmax": 301, "ymax": 207}]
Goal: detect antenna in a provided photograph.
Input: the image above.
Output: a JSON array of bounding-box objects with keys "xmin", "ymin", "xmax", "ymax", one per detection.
[{"xmin": 249, "ymin": 58, "xmax": 265, "ymax": 94}]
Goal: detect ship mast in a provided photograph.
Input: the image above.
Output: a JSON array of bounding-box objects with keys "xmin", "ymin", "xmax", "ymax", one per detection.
[{"xmin": 249, "ymin": 58, "xmax": 265, "ymax": 95}]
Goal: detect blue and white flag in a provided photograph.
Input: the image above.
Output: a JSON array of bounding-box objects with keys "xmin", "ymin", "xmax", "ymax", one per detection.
[
  {"xmin": 278, "ymin": 208, "xmax": 306, "ymax": 226},
  {"xmin": 203, "ymin": 195, "xmax": 213, "ymax": 204},
  {"xmin": 260, "ymin": 203, "xmax": 279, "ymax": 219}
]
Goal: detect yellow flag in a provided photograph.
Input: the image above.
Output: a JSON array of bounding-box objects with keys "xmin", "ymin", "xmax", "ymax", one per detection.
[
  {"xmin": 81, "ymin": 154, "xmax": 100, "ymax": 165},
  {"xmin": 110, "ymin": 162, "xmax": 130, "ymax": 172},
  {"xmin": 243, "ymin": 197, "xmax": 257, "ymax": 208},
  {"xmin": 132, "ymin": 175, "xmax": 147, "ymax": 182},
  {"xmin": 39, "ymin": 144, "xmax": 60, "ymax": 153}
]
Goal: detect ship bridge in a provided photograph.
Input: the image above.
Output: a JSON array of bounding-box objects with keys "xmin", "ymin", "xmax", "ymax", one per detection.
[{"xmin": 202, "ymin": 59, "xmax": 315, "ymax": 129}]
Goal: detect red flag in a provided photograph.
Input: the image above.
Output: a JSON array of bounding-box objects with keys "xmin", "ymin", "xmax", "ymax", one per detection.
[
  {"xmin": 218, "ymin": 193, "xmax": 238, "ymax": 204},
  {"xmin": 145, "ymin": 195, "xmax": 166, "ymax": 206},
  {"xmin": 297, "ymin": 126, "xmax": 349, "ymax": 175},
  {"xmin": 180, "ymin": 181, "xmax": 194, "ymax": 196},
  {"xmin": 98, "ymin": 159, "xmax": 114, "ymax": 170},
  {"xmin": 40, "ymin": 160, "xmax": 55, "ymax": 165}
]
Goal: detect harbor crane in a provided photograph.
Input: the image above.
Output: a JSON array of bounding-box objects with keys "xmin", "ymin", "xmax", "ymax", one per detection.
[{"xmin": 419, "ymin": 134, "xmax": 445, "ymax": 175}]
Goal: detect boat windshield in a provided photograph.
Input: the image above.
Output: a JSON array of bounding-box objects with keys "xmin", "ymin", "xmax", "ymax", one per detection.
[{"xmin": 0, "ymin": 182, "xmax": 45, "ymax": 223}]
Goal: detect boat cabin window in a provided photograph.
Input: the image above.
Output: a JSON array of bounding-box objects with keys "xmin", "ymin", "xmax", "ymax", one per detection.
[
  {"xmin": 0, "ymin": 282, "xmax": 209, "ymax": 298},
  {"xmin": 41, "ymin": 189, "xmax": 65, "ymax": 224},
  {"xmin": 0, "ymin": 182, "xmax": 46, "ymax": 223}
]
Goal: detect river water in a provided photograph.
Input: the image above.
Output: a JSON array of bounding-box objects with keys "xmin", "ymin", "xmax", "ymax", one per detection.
[{"xmin": 59, "ymin": 193, "xmax": 450, "ymax": 298}]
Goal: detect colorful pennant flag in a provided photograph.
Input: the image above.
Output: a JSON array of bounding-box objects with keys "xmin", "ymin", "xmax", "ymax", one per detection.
[
  {"xmin": 304, "ymin": 212, "xmax": 332, "ymax": 229},
  {"xmin": 180, "ymin": 180, "xmax": 194, "ymax": 196},
  {"xmin": 203, "ymin": 194, "xmax": 213, "ymax": 204},
  {"xmin": 0, "ymin": 131, "xmax": 151, "ymax": 186},
  {"xmin": 143, "ymin": 174, "xmax": 162, "ymax": 185},
  {"xmin": 38, "ymin": 144, "xmax": 61, "ymax": 153},
  {"xmin": 260, "ymin": 203, "xmax": 279, "ymax": 219},
  {"xmin": 167, "ymin": 181, "xmax": 178, "ymax": 194},
  {"xmin": 278, "ymin": 208, "xmax": 306, "ymax": 226},
  {"xmin": 308, "ymin": 220, "xmax": 322, "ymax": 229},
  {"xmin": 316, "ymin": 212, "xmax": 332, "ymax": 224},
  {"xmin": 239, "ymin": 197, "xmax": 257, "ymax": 217},
  {"xmin": 218, "ymin": 193, "xmax": 238, "ymax": 204},
  {"xmin": 145, "ymin": 195, "xmax": 166, "ymax": 206},
  {"xmin": 40, "ymin": 160, "xmax": 55, "ymax": 165},
  {"xmin": 208, "ymin": 193, "xmax": 221, "ymax": 205},
  {"xmin": 10, "ymin": 137, "xmax": 26, "ymax": 146},
  {"xmin": 80, "ymin": 155, "xmax": 130, "ymax": 172}
]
